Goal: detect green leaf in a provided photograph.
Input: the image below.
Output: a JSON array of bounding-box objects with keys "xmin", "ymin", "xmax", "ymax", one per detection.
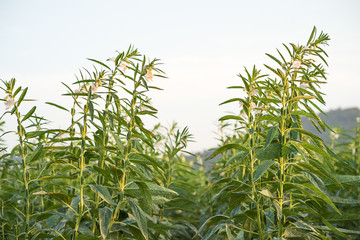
[
  {"xmin": 99, "ymin": 207, "xmax": 113, "ymax": 240},
  {"xmin": 225, "ymin": 224, "xmax": 237, "ymax": 240},
  {"xmin": 327, "ymin": 175, "xmax": 360, "ymax": 187},
  {"xmin": 265, "ymin": 53, "xmax": 283, "ymax": 67},
  {"xmin": 45, "ymin": 102, "xmax": 69, "ymax": 112},
  {"xmin": 194, "ymin": 215, "xmax": 229, "ymax": 238},
  {"xmin": 92, "ymin": 165, "xmax": 113, "ymax": 182},
  {"xmin": 219, "ymin": 115, "xmax": 244, "ymax": 121},
  {"xmin": 330, "ymin": 196, "xmax": 360, "ymax": 205},
  {"xmin": 208, "ymin": 144, "xmax": 247, "ymax": 160},
  {"xmin": 110, "ymin": 131, "xmax": 124, "ymax": 153},
  {"xmin": 259, "ymin": 189, "xmax": 275, "ymax": 199},
  {"xmin": 22, "ymin": 106, "xmax": 36, "ymax": 122},
  {"xmin": 17, "ymin": 87, "xmax": 28, "ymax": 106},
  {"xmin": 291, "ymin": 95, "xmax": 316, "ymax": 101},
  {"xmin": 125, "ymin": 182, "xmax": 178, "ymax": 197},
  {"xmin": 301, "ymin": 171, "xmax": 329, "ymax": 197},
  {"xmin": 87, "ymin": 58, "xmax": 111, "ymax": 70},
  {"xmin": 219, "ymin": 98, "xmax": 243, "ymax": 106},
  {"xmin": 225, "ymin": 151, "xmax": 248, "ymax": 166},
  {"xmin": 90, "ymin": 185, "xmax": 116, "ymax": 206},
  {"xmin": 302, "ymin": 183, "xmax": 340, "ymax": 215},
  {"xmin": 299, "ymin": 142, "xmax": 332, "ymax": 160},
  {"xmin": 316, "ymin": 226, "xmax": 360, "ymax": 235},
  {"xmin": 256, "ymin": 143, "xmax": 281, "ymax": 160},
  {"xmin": 264, "ymin": 126, "xmax": 278, "ymax": 149},
  {"xmin": 128, "ymin": 200, "xmax": 148, "ymax": 240},
  {"xmin": 26, "ymin": 144, "xmax": 43, "ymax": 164},
  {"xmin": 134, "ymin": 181, "xmax": 152, "ymax": 214},
  {"xmin": 287, "ymin": 128, "xmax": 323, "ymax": 141},
  {"xmin": 88, "ymin": 100, "xmax": 94, "ymax": 121},
  {"xmin": 253, "ymin": 160, "xmax": 274, "ymax": 182}
]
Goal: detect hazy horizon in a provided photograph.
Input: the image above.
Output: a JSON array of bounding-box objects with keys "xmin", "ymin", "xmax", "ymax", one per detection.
[{"xmin": 1, "ymin": 0, "xmax": 360, "ymax": 152}]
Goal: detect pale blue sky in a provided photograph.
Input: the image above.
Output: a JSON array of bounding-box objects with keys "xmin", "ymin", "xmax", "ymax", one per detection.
[{"xmin": 1, "ymin": 0, "xmax": 360, "ymax": 152}]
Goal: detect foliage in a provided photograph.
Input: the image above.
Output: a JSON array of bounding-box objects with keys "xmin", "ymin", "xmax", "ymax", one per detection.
[
  {"xmin": 198, "ymin": 27, "xmax": 360, "ymax": 239},
  {"xmin": 0, "ymin": 47, "xmax": 207, "ymax": 239},
  {"xmin": 0, "ymin": 28, "xmax": 359, "ymax": 240}
]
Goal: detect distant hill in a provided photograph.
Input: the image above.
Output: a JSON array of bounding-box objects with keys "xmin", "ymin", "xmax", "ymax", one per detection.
[
  {"xmin": 190, "ymin": 108, "xmax": 360, "ymax": 168},
  {"xmin": 302, "ymin": 107, "xmax": 360, "ymax": 143}
]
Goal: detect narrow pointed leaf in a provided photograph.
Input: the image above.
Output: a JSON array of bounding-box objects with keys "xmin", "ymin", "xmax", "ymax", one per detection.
[
  {"xmin": 99, "ymin": 207, "xmax": 113, "ymax": 240},
  {"xmin": 90, "ymin": 185, "xmax": 116, "ymax": 205},
  {"xmin": 253, "ymin": 160, "xmax": 274, "ymax": 182}
]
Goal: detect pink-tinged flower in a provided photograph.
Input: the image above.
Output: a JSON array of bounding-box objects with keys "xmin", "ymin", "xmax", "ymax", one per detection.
[
  {"xmin": 251, "ymin": 89, "xmax": 258, "ymax": 96},
  {"xmin": 139, "ymin": 105, "xmax": 146, "ymax": 111},
  {"xmin": 120, "ymin": 61, "xmax": 127, "ymax": 72},
  {"xmin": 91, "ymin": 83, "xmax": 98, "ymax": 93},
  {"xmin": 249, "ymin": 102, "xmax": 256, "ymax": 110},
  {"xmin": 145, "ymin": 69, "xmax": 153, "ymax": 82},
  {"xmin": 239, "ymin": 102, "xmax": 244, "ymax": 108},
  {"xmin": 109, "ymin": 57, "xmax": 116, "ymax": 62},
  {"xmin": 241, "ymin": 111, "xmax": 247, "ymax": 117},
  {"xmin": 4, "ymin": 98, "xmax": 14, "ymax": 109},
  {"xmin": 253, "ymin": 109, "xmax": 261, "ymax": 114},
  {"xmin": 74, "ymin": 88, "xmax": 81, "ymax": 94},
  {"xmin": 300, "ymin": 83, "xmax": 308, "ymax": 89},
  {"xmin": 292, "ymin": 60, "xmax": 301, "ymax": 70}
]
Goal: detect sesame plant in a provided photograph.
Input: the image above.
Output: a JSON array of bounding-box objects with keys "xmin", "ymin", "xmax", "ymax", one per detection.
[
  {"xmin": 327, "ymin": 120, "xmax": 360, "ymax": 234},
  {"xmin": 1, "ymin": 28, "xmax": 360, "ymax": 240},
  {"xmin": 197, "ymin": 27, "xmax": 360, "ymax": 239},
  {"xmin": 0, "ymin": 47, "xmax": 206, "ymax": 240}
]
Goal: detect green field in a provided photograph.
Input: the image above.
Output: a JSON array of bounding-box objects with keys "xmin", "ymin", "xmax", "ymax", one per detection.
[{"xmin": 1, "ymin": 27, "xmax": 360, "ymax": 240}]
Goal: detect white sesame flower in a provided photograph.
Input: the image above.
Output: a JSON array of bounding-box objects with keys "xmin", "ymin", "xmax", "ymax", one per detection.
[
  {"xmin": 145, "ymin": 69, "xmax": 153, "ymax": 82},
  {"xmin": 74, "ymin": 88, "xmax": 81, "ymax": 94},
  {"xmin": 109, "ymin": 57, "xmax": 116, "ymax": 62},
  {"xmin": 139, "ymin": 105, "xmax": 146, "ymax": 111},
  {"xmin": 241, "ymin": 111, "xmax": 247, "ymax": 117},
  {"xmin": 4, "ymin": 98, "xmax": 14, "ymax": 109},
  {"xmin": 300, "ymin": 83, "xmax": 308, "ymax": 89},
  {"xmin": 330, "ymin": 132, "xmax": 339, "ymax": 139},
  {"xmin": 292, "ymin": 60, "xmax": 301, "ymax": 71},
  {"xmin": 239, "ymin": 102, "xmax": 244, "ymax": 108},
  {"xmin": 120, "ymin": 61, "xmax": 127, "ymax": 72},
  {"xmin": 357, "ymin": 117, "xmax": 360, "ymax": 123}
]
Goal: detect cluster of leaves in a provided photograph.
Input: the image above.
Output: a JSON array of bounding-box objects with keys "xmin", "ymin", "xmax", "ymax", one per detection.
[
  {"xmin": 1, "ymin": 28, "xmax": 360, "ymax": 240},
  {"xmin": 0, "ymin": 47, "xmax": 208, "ymax": 239},
  {"xmin": 326, "ymin": 122, "xmax": 360, "ymax": 234},
  {"xmin": 197, "ymin": 27, "xmax": 360, "ymax": 239}
]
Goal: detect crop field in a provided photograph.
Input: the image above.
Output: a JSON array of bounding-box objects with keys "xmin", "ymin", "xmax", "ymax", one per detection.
[{"xmin": 0, "ymin": 27, "xmax": 360, "ymax": 239}]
